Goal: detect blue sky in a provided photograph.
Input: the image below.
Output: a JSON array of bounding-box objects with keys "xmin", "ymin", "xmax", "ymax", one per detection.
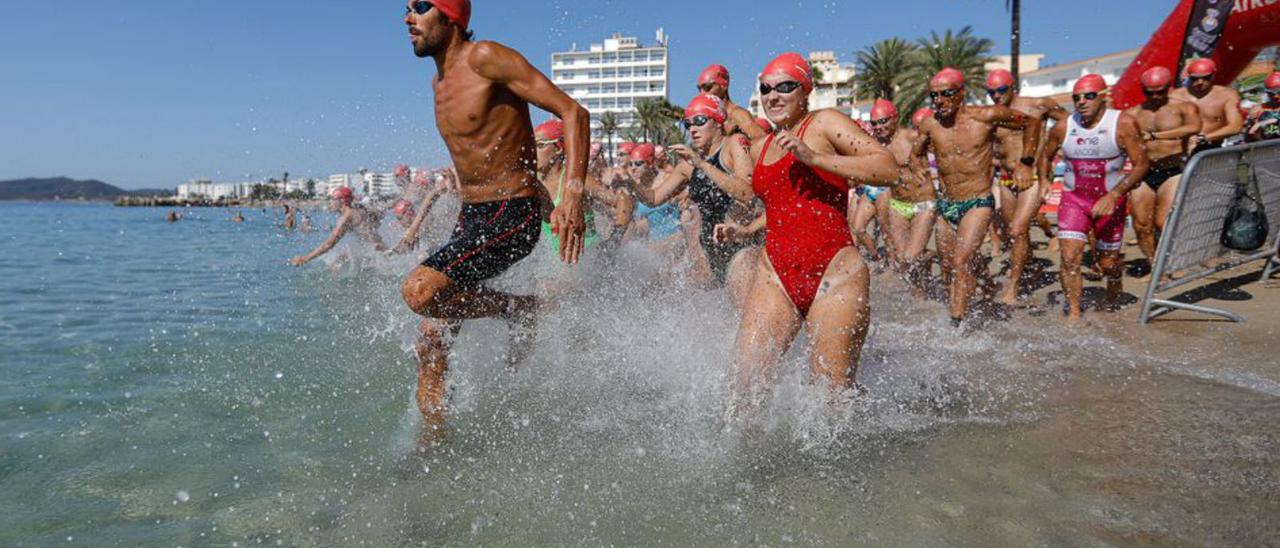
[{"xmin": 0, "ymin": 1, "xmax": 1170, "ymax": 189}]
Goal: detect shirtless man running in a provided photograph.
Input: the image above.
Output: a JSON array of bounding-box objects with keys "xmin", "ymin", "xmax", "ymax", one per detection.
[
  {"xmin": 1126, "ymin": 66, "xmax": 1202, "ymax": 267},
  {"xmin": 868, "ymin": 99, "xmax": 937, "ymax": 293},
  {"xmin": 696, "ymin": 64, "xmax": 767, "ymax": 142},
  {"xmin": 289, "ymin": 187, "xmax": 387, "ymax": 266},
  {"xmin": 914, "ymin": 68, "xmax": 1039, "ymax": 327},
  {"xmin": 398, "ymin": 0, "xmax": 590, "ymax": 434},
  {"xmin": 985, "ymin": 69, "xmax": 1068, "ymax": 305},
  {"xmin": 1171, "ymin": 58, "xmax": 1244, "ymax": 155}
]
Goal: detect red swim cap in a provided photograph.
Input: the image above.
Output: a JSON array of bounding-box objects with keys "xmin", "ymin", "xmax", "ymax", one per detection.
[
  {"xmin": 412, "ymin": 170, "xmax": 431, "ymax": 187},
  {"xmin": 698, "ymin": 64, "xmax": 730, "ymax": 88},
  {"xmin": 629, "ymin": 143, "xmax": 656, "ymax": 163},
  {"xmin": 618, "ymin": 142, "xmax": 637, "ymax": 156},
  {"xmin": 754, "ymin": 117, "xmax": 773, "ymax": 134},
  {"xmin": 1140, "ymin": 66, "xmax": 1173, "ymax": 89},
  {"xmin": 986, "ymin": 69, "xmax": 1014, "ymax": 89},
  {"xmin": 761, "ymin": 52, "xmax": 813, "ymax": 93},
  {"xmin": 534, "ymin": 119, "xmax": 564, "ymax": 141},
  {"xmin": 392, "ymin": 199, "xmax": 415, "ymax": 218},
  {"xmin": 870, "ymin": 99, "xmax": 897, "ymax": 121},
  {"xmin": 432, "ymin": 0, "xmax": 471, "ymax": 29},
  {"xmin": 331, "ymin": 186, "xmax": 354, "ymax": 205},
  {"xmin": 1186, "ymin": 58, "xmax": 1217, "ymax": 77},
  {"xmin": 1266, "ymin": 72, "xmax": 1280, "ymax": 91},
  {"xmin": 911, "ymin": 107, "xmax": 933, "ymax": 127},
  {"xmin": 1073, "ymin": 74, "xmax": 1108, "ymax": 94},
  {"xmin": 685, "ymin": 94, "xmax": 727, "ymax": 125},
  {"xmin": 395, "ymin": 164, "xmax": 410, "ymax": 178},
  {"xmin": 931, "ymin": 67, "xmax": 966, "ymax": 89}
]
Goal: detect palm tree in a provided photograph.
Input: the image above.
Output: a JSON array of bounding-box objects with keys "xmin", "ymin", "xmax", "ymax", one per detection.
[
  {"xmin": 853, "ymin": 38, "xmax": 918, "ymax": 103},
  {"xmin": 635, "ymin": 98, "xmax": 683, "ymax": 143},
  {"xmin": 898, "ymin": 26, "xmax": 995, "ymax": 117},
  {"xmin": 599, "ymin": 111, "xmax": 620, "ymax": 164},
  {"xmin": 1007, "ymin": 0, "xmax": 1021, "ymax": 85}
]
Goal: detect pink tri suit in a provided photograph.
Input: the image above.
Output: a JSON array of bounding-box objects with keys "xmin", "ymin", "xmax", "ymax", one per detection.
[{"xmin": 1058, "ymin": 109, "xmax": 1128, "ymax": 251}]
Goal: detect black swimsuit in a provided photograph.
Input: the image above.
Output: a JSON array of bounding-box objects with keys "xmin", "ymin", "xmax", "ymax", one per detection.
[
  {"xmin": 689, "ymin": 148, "xmax": 746, "ymax": 283},
  {"xmin": 422, "ymin": 197, "xmax": 540, "ymax": 286}
]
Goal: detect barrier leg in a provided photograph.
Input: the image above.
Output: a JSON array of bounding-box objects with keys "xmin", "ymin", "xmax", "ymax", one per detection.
[{"xmin": 1147, "ymin": 299, "xmax": 1246, "ymax": 323}]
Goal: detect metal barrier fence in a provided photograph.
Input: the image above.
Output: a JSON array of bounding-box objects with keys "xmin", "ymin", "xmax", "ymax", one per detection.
[{"xmin": 1140, "ymin": 140, "xmax": 1280, "ymax": 324}]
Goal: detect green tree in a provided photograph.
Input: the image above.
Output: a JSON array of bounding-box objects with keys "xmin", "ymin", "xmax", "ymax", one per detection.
[
  {"xmin": 635, "ymin": 98, "xmax": 683, "ymax": 143},
  {"xmin": 305, "ymin": 179, "xmax": 316, "ymax": 198},
  {"xmin": 853, "ymin": 37, "xmax": 919, "ymax": 103},
  {"xmin": 599, "ymin": 111, "xmax": 620, "ymax": 164},
  {"xmin": 898, "ymin": 26, "xmax": 995, "ymax": 117}
]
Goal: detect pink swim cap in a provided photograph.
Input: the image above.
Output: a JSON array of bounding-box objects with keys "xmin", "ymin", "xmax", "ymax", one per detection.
[
  {"xmin": 395, "ymin": 164, "xmax": 410, "ymax": 178},
  {"xmin": 698, "ymin": 64, "xmax": 730, "ymax": 88},
  {"xmin": 1073, "ymin": 74, "xmax": 1108, "ymax": 94},
  {"xmin": 1141, "ymin": 67, "xmax": 1173, "ymax": 89},
  {"xmin": 1186, "ymin": 58, "xmax": 1217, "ymax": 77},
  {"xmin": 432, "ymin": 0, "xmax": 471, "ymax": 29},
  {"xmin": 685, "ymin": 94, "xmax": 727, "ymax": 125},
  {"xmin": 534, "ymin": 119, "xmax": 564, "ymax": 142},
  {"xmin": 629, "ymin": 143, "xmax": 656, "ymax": 164},
  {"xmin": 931, "ymin": 67, "xmax": 966, "ymax": 89},
  {"xmin": 618, "ymin": 142, "xmax": 637, "ymax": 156},
  {"xmin": 392, "ymin": 199, "xmax": 415, "ymax": 218},
  {"xmin": 412, "ymin": 171, "xmax": 430, "ymax": 187},
  {"xmin": 331, "ymin": 186, "xmax": 353, "ymax": 205},
  {"xmin": 911, "ymin": 107, "xmax": 933, "ymax": 127},
  {"xmin": 1266, "ymin": 72, "xmax": 1280, "ymax": 91},
  {"xmin": 986, "ymin": 69, "xmax": 1014, "ymax": 89},
  {"xmin": 761, "ymin": 52, "xmax": 813, "ymax": 93},
  {"xmin": 870, "ymin": 99, "xmax": 897, "ymax": 121}
]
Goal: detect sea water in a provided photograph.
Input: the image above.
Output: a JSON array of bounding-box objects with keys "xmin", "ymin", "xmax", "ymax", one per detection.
[{"xmin": 1, "ymin": 202, "xmax": 1277, "ymax": 546}]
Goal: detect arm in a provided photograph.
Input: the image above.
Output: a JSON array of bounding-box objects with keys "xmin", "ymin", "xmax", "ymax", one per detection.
[
  {"xmin": 632, "ymin": 164, "xmax": 693, "ymax": 207},
  {"xmin": 713, "ymin": 212, "xmax": 767, "ymax": 245},
  {"xmin": 985, "ymin": 105, "xmax": 1041, "ymax": 164},
  {"xmin": 670, "ymin": 141, "xmax": 756, "ymax": 202},
  {"xmin": 392, "ymin": 175, "xmax": 451, "ymax": 254},
  {"xmin": 472, "ymin": 41, "xmax": 589, "ymax": 263},
  {"xmin": 1038, "ymin": 98, "xmax": 1070, "ymax": 125},
  {"xmin": 1150, "ymin": 103, "xmax": 1202, "ymax": 141},
  {"xmin": 1037, "ymin": 123, "xmax": 1065, "ymax": 198},
  {"xmin": 728, "ymin": 106, "xmax": 766, "ymax": 141},
  {"xmin": 583, "ymin": 173, "xmax": 633, "ymax": 228},
  {"xmin": 1091, "ymin": 114, "xmax": 1149, "ymax": 218},
  {"xmin": 777, "ymin": 110, "xmax": 898, "ymax": 186},
  {"xmin": 291, "ymin": 212, "xmax": 351, "ymax": 265},
  {"xmin": 912, "ymin": 123, "xmax": 933, "ymax": 159},
  {"xmin": 1203, "ymin": 89, "xmax": 1245, "ymax": 142}
]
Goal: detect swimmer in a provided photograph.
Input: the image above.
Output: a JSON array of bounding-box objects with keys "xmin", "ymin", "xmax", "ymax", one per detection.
[
  {"xmin": 283, "ymin": 203, "xmax": 297, "ymax": 230},
  {"xmin": 290, "ymin": 187, "xmax": 388, "ymax": 266},
  {"xmin": 914, "ymin": 67, "xmax": 1040, "ymax": 326},
  {"xmin": 166, "ymin": 210, "xmax": 181, "ymax": 223},
  {"xmin": 728, "ymin": 52, "xmax": 897, "ymax": 407},
  {"xmin": 985, "ymin": 69, "xmax": 1068, "ymax": 305},
  {"xmin": 390, "ymin": 169, "xmax": 453, "ymax": 254},
  {"xmin": 848, "ymin": 114, "xmax": 891, "ymax": 264},
  {"xmin": 868, "ymin": 99, "xmax": 938, "ymax": 294},
  {"xmin": 1038, "ymin": 75, "xmax": 1149, "ymax": 322},
  {"xmin": 399, "ymin": 0, "xmax": 591, "ymax": 435},
  {"xmin": 300, "ymin": 215, "xmax": 313, "ymax": 233},
  {"xmin": 1125, "ymin": 66, "xmax": 1202, "ymax": 269},
  {"xmin": 697, "ymin": 64, "xmax": 767, "ymax": 142},
  {"xmin": 1170, "ymin": 58, "xmax": 1243, "ymax": 154},
  {"xmin": 231, "ymin": 211, "xmax": 245, "ymax": 223},
  {"xmin": 1246, "ymin": 72, "xmax": 1280, "ymax": 142},
  {"xmin": 533, "ymin": 119, "xmax": 631, "ymax": 254}
]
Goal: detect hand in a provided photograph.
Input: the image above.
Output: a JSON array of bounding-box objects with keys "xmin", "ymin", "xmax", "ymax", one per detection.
[
  {"xmin": 1091, "ymin": 192, "xmax": 1119, "ymax": 218},
  {"xmin": 438, "ymin": 167, "xmax": 460, "ymax": 192},
  {"xmin": 714, "ymin": 222, "xmax": 746, "ymax": 245},
  {"xmin": 1013, "ymin": 165, "xmax": 1035, "ymax": 192},
  {"xmin": 668, "ymin": 144, "xmax": 703, "ymax": 168},
  {"xmin": 774, "ymin": 130, "xmax": 818, "ymax": 165},
  {"xmin": 548, "ymin": 184, "xmax": 586, "ymax": 264},
  {"xmin": 289, "ymin": 256, "xmax": 309, "ymax": 266},
  {"xmin": 390, "ymin": 235, "xmax": 419, "ymax": 255}
]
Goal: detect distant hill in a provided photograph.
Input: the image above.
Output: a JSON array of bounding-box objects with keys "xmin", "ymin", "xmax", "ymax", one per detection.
[{"xmin": 0, "ymin": 178, "xmax": 174, "ymax": 201}]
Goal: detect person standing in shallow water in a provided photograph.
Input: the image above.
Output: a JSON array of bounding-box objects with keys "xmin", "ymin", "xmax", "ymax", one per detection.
[
  {"xmin": 397, "ymin": 0, "xmax": 590, "ymax": 441},
  {"xmin": 289, "ymin": 187, "xmax": 386, "ymax": 266}
]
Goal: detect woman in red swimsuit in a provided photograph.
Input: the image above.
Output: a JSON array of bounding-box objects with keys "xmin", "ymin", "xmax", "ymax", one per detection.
[{"xmin": 716, "ymin": 53, "xmax": 898, "ymax": 405}]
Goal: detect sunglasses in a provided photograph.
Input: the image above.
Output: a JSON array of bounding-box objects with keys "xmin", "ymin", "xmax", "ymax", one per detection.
[
  {"xmin": 697, "ymin": 83, "xmax": 716, "ymax": 92},
  {"xmin": 1142, "ymin": 87, "xmax": 1168, "ymax": 96},
  {"xmin": 407, "ymin": 1, "xmax": 433, "ymax": 15},
  {"xmin": 682, "ymin": 115, "xmax": 711, "ymax": 129},
  {"xmin": 1188, "ymin": 74, "xmax": 1213, "ymax": 82},
  {"xmin": 986, "ymin": 85, "xmax": 1011, "ymax": 97},
  {"xmin": 535, "ymin": 139, "xmax": 559, "ymax": 148},
  {"xmin": 870, "ymin": 118, "xmax": 893, "ymax": 127},
  {"xmin": 929, "ymin": 88, "xmax": 961, "ymax": 100},
  {"xmin": 629, "ymin": 160, "xmax": 649, "ymax": 168},
  {"xmin": 759, "ymin": 81, "xmax": 802, "ymax": 96},
  {"xmin": 1072, "ymin": 92, "xmax": 1100, "ymax": 102}
]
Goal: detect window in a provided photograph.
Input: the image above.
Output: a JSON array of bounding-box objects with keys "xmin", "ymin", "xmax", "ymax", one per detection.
[{"xmin": 1053, "ymin": 78, "xmax": 1068, "ymax": 89}]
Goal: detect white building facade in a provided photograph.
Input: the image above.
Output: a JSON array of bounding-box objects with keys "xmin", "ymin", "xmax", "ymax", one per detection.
[
  {"xmin": 551, "ymin": 30, "xmax": 670, "ymax": 158},
  {"xmin": 1019, "ymin": 49, "xmax": 1139, "ymax": 104}
]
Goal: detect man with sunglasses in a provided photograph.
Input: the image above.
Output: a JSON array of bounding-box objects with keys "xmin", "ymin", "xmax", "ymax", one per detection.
[
  {"xmin": 984, "ymin": 69, "xmax": 1068, "ymax": 306},
  {"xmin": 1039, "ymin": 75, "xmax": 1148, "ymax": 323},
  {"xmin": 1171, "ymin": 58, "xmax": 1244, "ymax": 154},
  {"xmin": 866, "ymin": 99, "xmax": 937, "ymax": 294},
  {"xmin": 913, "ymin": 68, "xmax": 1040, "ymax": 327},
  {"xmin": 399, "ymin": 0, "xmax": 593, "ymax": 435},
  {"xmin": 1125, "ymin": 66, "xmax": 1202, "ymax": 271},
  {"xmin": 1246, "ymin": 72, "xmax": 1280, "ymax": 142},
  {"xmin": 696, "ymin": 64, "xmax": 767, "ymax": 143}
]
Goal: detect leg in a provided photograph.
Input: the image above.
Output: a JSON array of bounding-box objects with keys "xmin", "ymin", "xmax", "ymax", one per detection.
[
  {"xmin": 1154, "ymin": 173, "xmax": 1181, "ymax": 235},
  {"xmin": 935, "ymin": 219, "xmax": 958, "ymax": 294},
  {"xmin": 415, "ymin": 318, "xmax": 462, "ymax": 434},
  {"xmin": 849, "ymin": 196, "xmax": 881, "ymax": 262},
  {"xmin": 1059, "ymin": 239, "xmax": 1087, "ymax": 321},
  {"xmin": 990, "ymin": 184, "xmax": 1015, "ymax": 257},
  {"xmin": 804, "ymin": 248, "xmax": 872, "ymax": 391},
  {"xmin": 726, "ymin": 246, "xmax": 761, "ymax": 311},
  {"xmin": 1128, "ymin": 184, "xmax": 1158, "ymax": 260},
  {"xmin": 885, "ymin": 207, "xmax": 913, "ymax": 273},
  {"xmin": 1000, "ymin": 184, "xmax": 1044, "ymax": 305},
  {"xmin": 1097, "ymin": 249, "xmax": 1124, "ymax": 311},
  {"xmin": 730, "ymin": 254, "xmax": 804, "ymax": 408},
  {"xmin": 949, "ymin": 207, "xmax": 994, "ymax": 323},
  {"xmin": 875, "ymin": 193, "xmax": 897, "ymax": 265},
  {"xmin": 905, "ymin": 209, "xmax": 938, "ymax": 295},
  {"xmin": 403, "ymin": 266, "xmax": 536, "ymax": 322}
]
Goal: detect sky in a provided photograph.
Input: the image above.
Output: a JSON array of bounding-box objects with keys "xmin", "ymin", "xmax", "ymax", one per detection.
[{"xmin": 0, "ymin": 0, "xmax": 1172, "ymax": 189}]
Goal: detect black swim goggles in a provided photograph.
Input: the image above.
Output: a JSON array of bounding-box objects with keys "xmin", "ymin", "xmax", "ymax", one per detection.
[
  {"xmin": 929, "ymin": 88, "xmax": 961, "ymax": 100},
  {"xmin": 681, "ymin": 115, "xmax": 711, "ymax": 129},
  {"xmin": 986, "ymin": 85, "xmax": 1011, "ymax": 97},
  {"xmin": 407, "ymin": 1, "xmax": 434, "ymax": 16},
  {"xmin": 1071, "ymin": 92, "xmax": 1101, "ymax": 102},
  {"xmin": 759, "ymin": 81, "xmax": 802, "ymax": 96},
  {"xmin": 869, "ymin": 117, "xmax": 893, "ymax": 127},
  {"xmin": 697, "ymin": 83, "xmax": 716, "ymax": 92},
  {"xmin": 629, "ymin": 160, "xmax": 649, "ymax": 167}
]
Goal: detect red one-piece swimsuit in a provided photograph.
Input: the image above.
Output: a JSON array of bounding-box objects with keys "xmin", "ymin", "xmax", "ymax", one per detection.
[{"xmin": 751, "ymin": 115, "xmax": 854, "ymax": 315}]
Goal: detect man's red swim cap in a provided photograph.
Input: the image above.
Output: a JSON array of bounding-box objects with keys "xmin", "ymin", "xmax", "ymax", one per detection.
[
  {"xmin": 432, "ymin": 0, "xmax": 471, "ymax": 29},
  {"xmin": 986, "ymin": 69, "xmax": 1014, "ymax": 89},
  {"xmin": 761, "ymin": 52, "xmax": 813, "ymax": 93},
  {"xmin": 1073, "ymin": 74, "xmax": 1108, "ymax": 94},
  {"xmin": 1266, "ymin": 72, "xmax": 1280, "ymax": 91},
  {"xmin": 395, "ymin": 164, "xmax": 410, "ymax": 178},
  {"xmin": 685, "ymin": 94, "xmax": 727, "ymax": 125},
  {"xmin": 754, "ymin": 117, "xmax": 773, "ymax": 134},
  {"xmin": 870, "ymin": 99, "xmax": 897, "ymax": 121},
  {"xmin": 911, "ymin": 107, "xmax": 933, "ymax": 127},
  {"xmin": 930, "ymin": 67, "xmax": 965, "ymax": 89},
  {"xmin": 331, "ymin": 186, "xmax": 354, "ymax": 205},
  {"xmin": 1140, "ymin": 66, "xmax": 1173, "ymax": 89},
  {"xmin": 618, "ymin": 142, "xmax": 637, "ymax": 156},
  {"xmin": 1187, "ymin": 58, "xmax": 1217, "ymax": 77},
  {"xmin": 534, "ymin": 119, "xmax": 564, "ymax": 142},
  {"xmin": 698, "ymin": 64, "xmax": 730, "ymax": 88},
  {"xmin": 412, "ymin": 171, "xmax": 430, "ymax": 187},
  {"xmin": 392, "ymin": 199, "xmax": 415, "ymax": 218},
  {"xmin": 629, "ymin": 143, "xmax": 656, "ymax": 164}
]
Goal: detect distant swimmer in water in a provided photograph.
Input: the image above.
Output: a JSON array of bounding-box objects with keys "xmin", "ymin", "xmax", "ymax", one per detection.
[
  {"xmin": 1038, "ymin": 75, "xmax": 1148, "ymax": 323},
  {"xmin": 166, "ymin": 211, "xmax": 181, "ymax": 223},
  {"xmin": 289, "ymin": 187, "xmax": 387, "ymax": 266},
  {"xmin": 390, "ymin": 169, "xmax": 453, "ymax": 254},
  {"xmin": 868, "ymin": 99, "xmax": 938, "ymax": 296},
  {"xmin": 914, "ymin": 67, "xmax": 1039, "ymax": 327},
  {"xmin": 398, "ymin": 0, "xmax": 591, "ymax": 438},
  {"xmin": 231, "ymin": 211, "xmax": 245, "ymax": 223},
  {"xmin": 300, "ymin": 215, "xmax": 313, "ymax": 233},
  {"xmin": 727, "ymin": 53, "xmax": 897, "ymax": 410},
  {"xmin": 282, "ymin": 203, "xmax": 297, "ymax": 230}
]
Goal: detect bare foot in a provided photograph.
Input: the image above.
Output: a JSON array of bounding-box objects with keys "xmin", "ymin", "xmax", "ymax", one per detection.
[
  {"xmin": 1065, "ymin": 312, "xmax": 1083, "ymax": 326},
  {"xmin": 506, "ymin": 295, "xmax": 539, "ymax": 371}
]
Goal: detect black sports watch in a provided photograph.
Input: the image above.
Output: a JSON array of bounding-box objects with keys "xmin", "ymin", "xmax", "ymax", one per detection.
[{"xmin": 1019, "ymin": 156, "xmax": 1035, "ymax": 167}]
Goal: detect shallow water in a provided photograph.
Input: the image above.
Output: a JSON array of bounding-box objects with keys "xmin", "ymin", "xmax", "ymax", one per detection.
[{"xmin": 1, "ymin": 202, "xmax": 1276, "ymax": 546}]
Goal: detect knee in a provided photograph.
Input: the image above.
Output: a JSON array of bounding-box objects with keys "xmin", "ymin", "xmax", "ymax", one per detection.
[
  {"xmin": 1131, "ymin": 216, "xmax": 1154, "ymax": 233},
  {"xmin": 402, "ymin": 267, "xmax": 449, "ymax": 315}
]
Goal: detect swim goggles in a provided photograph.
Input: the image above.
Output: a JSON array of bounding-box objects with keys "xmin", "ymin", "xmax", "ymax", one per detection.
[
  {"xmin": 1071, "ymin": 92, "xmax": 1100, "ymax": 102},
  {"xmin": 929, "ymin": 89, "xmax": 961, "ymax": 100},
  {"xmin": 759, "ymin": 81, "xmax": 802, "ymax": 96},
  {"xmin": 407, "ymin": 1, "xmax": 433, "ymax": 15},
  {"xmin": 986, "ymin": 85, "xmax": 1011, "ymax": 97},
  {"xmin": 681, "ymin": 115, "xmax": 711, "ymax": 129}
]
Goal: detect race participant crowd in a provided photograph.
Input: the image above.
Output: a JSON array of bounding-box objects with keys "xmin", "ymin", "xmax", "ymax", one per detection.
[{"xmin": 287, "ymin": 0, "xmax": 1280, "ymax": 436}]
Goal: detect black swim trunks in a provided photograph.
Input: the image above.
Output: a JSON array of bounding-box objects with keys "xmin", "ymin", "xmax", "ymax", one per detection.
[
  {"xmin": 1144, "ymin": 164, "xmax": 1184, "ymax": 191},
  {"xmin": 422, "ymin": 197, "xmax": 540, "ymax": 286}
]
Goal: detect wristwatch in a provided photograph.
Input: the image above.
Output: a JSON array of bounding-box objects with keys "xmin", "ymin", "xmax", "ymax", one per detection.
[
  {"xmin": 1146, "ymin": 130, "xmax": 1158, "ymax": 141},
  {"xmin": 1019, "ymin": 156, "xmax": 1035, "ymax": 167}
]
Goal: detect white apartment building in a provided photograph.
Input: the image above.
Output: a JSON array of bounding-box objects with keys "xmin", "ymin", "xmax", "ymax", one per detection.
[
  {"xmin": 177, "ymin": 179, "xmax": 253, "ymax": 201},
  {"xmin": 551, "ymin": 30, "xmax": 670, "ymax": 157},
  {"xmin": 363, "ymin": 172, "xmax": 399, "ymax": 197},
  {"xmin": 1019, "ymin": 49, "xmax": 1139, "ymax": 105},
  {"xmin": 749, "ymin": 51, "xmax": 858, "ymax": 118}
]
